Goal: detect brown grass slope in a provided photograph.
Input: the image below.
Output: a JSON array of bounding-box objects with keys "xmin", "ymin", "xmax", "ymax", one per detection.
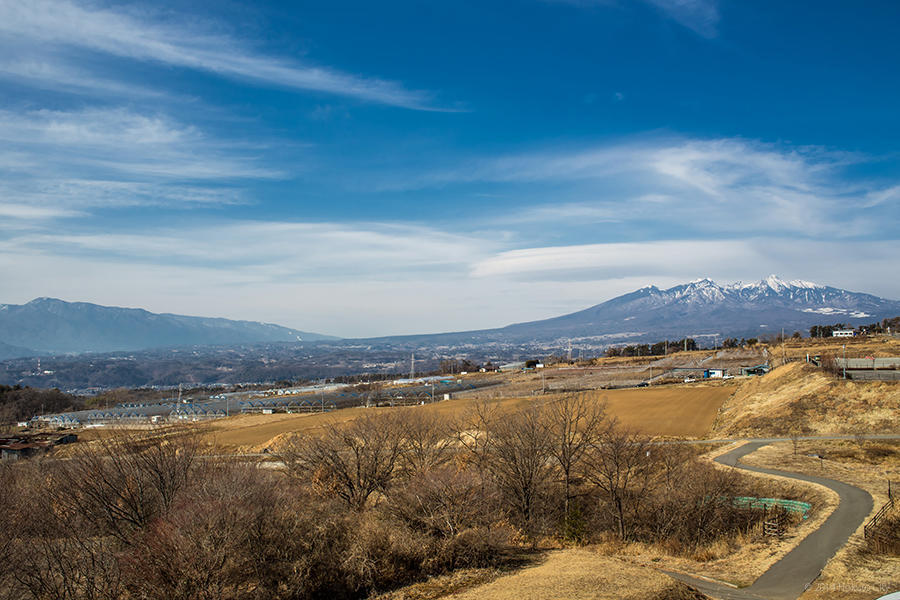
[
  {"xmin": 713, "ymin": 362, "xmax": 899, "ymax": 437},
  {"xmin": 401, "ymin": 549, "xmax": 707, "ymax": 600}
]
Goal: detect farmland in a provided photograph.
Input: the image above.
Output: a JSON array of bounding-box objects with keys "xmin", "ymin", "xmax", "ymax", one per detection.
[{"xmin": 202, "ymin": 384, "xmax": 733, "ymax": 452}]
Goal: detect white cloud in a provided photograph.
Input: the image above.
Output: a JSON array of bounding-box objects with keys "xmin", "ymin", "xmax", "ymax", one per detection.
[
  {"xmin": 0, "ymin": 203, "xmax": 83, "ymax": 220},
  {"xmin": 470, "ymin": 238, "xmax": 900, "ymax": 300},
  {"xmin": 4, "ymin": 220, "xmax": 496, "ymax": 279},
  {"xmin": 471, "ymin": 240, "xmax": 753, "ymax": 279},
  {"xmin": 0, "ymin": 58, "xmax": 169, "ymax": 99},
  {"xmin": 393, "ymin": 137, "xmax": 888, "ymax": 238},
  {"xmin": 0, "ymin": 0, "xmax": 440, "ymax": 110},
  {"xmin": 0, "ymin": 107, "xmax": 278, "ymax": 217}
]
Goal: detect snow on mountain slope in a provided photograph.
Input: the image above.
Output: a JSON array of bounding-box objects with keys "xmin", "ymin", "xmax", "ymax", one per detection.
[{"xmin": 492, "ymin": 275, "xmax": 900, "ymax": 343}]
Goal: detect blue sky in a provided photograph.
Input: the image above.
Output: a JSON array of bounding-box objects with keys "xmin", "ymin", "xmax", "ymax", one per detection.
[{"xmin": 1, "ymin": 0, "xmax": 898, "ymax": 337}]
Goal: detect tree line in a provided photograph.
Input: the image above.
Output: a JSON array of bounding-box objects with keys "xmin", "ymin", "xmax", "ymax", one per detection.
[
  {"xmin": 0, "ymin": 385, "xmax": 84, "ymax": 426},
  {"xmin": 809, "ymin": 316, "xmax": 900, "ymax": 338}
]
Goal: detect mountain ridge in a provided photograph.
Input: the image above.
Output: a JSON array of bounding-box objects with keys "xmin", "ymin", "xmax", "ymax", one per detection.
[
  {"xmin": 0, "ymin": 298, "xmax": 338, "ymax": 355},
  {"xmin": 3, "ymin": 277, "xmax": 899, "ymax": 356}
]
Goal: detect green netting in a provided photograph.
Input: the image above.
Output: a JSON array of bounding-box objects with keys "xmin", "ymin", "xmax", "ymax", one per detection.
[{"xmin": 733, "ymin": 496, "xmax": 811, "ymax": 518}]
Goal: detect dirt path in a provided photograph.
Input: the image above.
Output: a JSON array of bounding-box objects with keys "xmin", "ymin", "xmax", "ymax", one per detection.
[{"xmin": 669, "ymin": 442, "xmax": 875, "ymax": 600}]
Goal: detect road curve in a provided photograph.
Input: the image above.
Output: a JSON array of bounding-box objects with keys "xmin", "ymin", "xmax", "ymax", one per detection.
[{"xmin": 670, "ymin": 441, "xmax": 874, "ymax": 600}]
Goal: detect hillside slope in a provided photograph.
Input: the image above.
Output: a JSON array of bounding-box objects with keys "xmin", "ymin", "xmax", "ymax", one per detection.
[{"xmin": 713, "ymin": 361, "xmax": 899, "ymax": 437}]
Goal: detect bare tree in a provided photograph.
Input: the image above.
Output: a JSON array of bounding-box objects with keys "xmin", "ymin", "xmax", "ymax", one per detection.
[
  {"xmin": 387, "ymin": 467, "xmax": 493, "ymax": 537},
  {"xmin": 483, "ymin": 407, "xmax": 553, "ymax": 535},
  {"xmin": 454, "ymin": 400, "xmax": 499, "ymax": 488},
  {"xmin": 586, "ymin": 422, "xmax": 655, "ymax": 540},
  {"xmin": 7, "ymin": 460, "xmax": 125, "ymax": 600},
  {"xmin": 280, "ymin": 412, "xmax": 406, "ymax": 510},
  {"xmin": 397, "ymin": 409, "xmax": 454, "ymax": 476},
  {"xmin": 541, "ymin": 393, "xmax": 606, "ymax": 526},
  {"xmin": 52, "ymin": 428, "xmax": 200, "ymax": 543}
]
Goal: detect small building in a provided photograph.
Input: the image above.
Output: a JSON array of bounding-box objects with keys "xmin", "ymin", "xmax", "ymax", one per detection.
[
  {"xmin": 703, "ymin": 369, "xmax": 725, "ymax": 379},
  {"xmin": 1, "ymin": 443, "xmax": 41, "ymax": 461},
  {"xmin": 499, "ymin": 361, "xmax": 526, "ymax": 372},
  {"xmin": 832, "ymin": 329, "xmax": 855, "ymax": 338}
]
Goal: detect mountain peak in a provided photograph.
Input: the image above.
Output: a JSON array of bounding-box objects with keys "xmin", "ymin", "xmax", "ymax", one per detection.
[
  {"xmin": 763, "ymin": 274, "xmax": 788, "ymax": 292},
  {"xmin": 28, "ymin": 297, "xmax": 65, "ymax": 305}
]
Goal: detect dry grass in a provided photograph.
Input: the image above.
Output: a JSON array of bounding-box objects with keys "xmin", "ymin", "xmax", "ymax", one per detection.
[
  {"xmin": 194, "ymin": 385, "xmax": 732, "ymax": 452},
  {"xmin": 394, "ymin": 548, "xmax": 708, "ymax": 600},
  {"xmin": 713, "ymin": 361, "xmax": 900, "ymax": 437},
  {"xmin": 370, "ymin": 567, "xmax": 506, "ymax": 600},
  {"xmin": 740, "ymin": 441, "xmax": 900, "ymax": 600}
]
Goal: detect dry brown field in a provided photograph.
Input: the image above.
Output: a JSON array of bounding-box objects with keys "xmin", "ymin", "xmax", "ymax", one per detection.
[{"xmin": 200, "ymin": 384, "xmax": 733, "ymax": 452}]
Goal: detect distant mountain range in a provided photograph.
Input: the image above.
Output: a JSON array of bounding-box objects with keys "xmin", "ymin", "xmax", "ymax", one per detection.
[
  {"xmin": 365, "ymin": 275, "xmax": 900, "ymax": 346},
  {"xmin": 0, "ymin": 298, "xmax": 336, "ymax": 357},
  {"xmin": 2, "ymin": 277, "xmax": 899, "ymax": 360}
]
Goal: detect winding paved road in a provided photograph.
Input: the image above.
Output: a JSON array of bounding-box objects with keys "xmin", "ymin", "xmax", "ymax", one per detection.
[{"xmin": 668, "ymin": 441, "xmax": 875, "ymax": 600}]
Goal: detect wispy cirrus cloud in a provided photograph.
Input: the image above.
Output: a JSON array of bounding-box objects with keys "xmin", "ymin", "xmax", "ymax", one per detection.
[
  {"xmin": 384, "ymin": 136, "xmax": 891, "ymax": 239},
  {"xmin": 3, "ymin": 221, "xmax": 493, "ymax": 278},
  {"xmin": 470, "ymin": 238, "xmax": 900, "ymax": 292},
  {"xmin": 0, "ymin": 0, "xmax": 443, "ymax": 110},
  {"xmin": 643, "ymin": 0, "xmax": 719, "ymax": 37},
  {"xmin": 547, "ymin": 0, "xmax": 719, "ymax": 37},
  {"xmin": 0, "ymin": 58, "xmax": 170, "ymax": 99},
  {"xmin": 0, "ymin": 107, "xmax": 277, "ymax": 217}
]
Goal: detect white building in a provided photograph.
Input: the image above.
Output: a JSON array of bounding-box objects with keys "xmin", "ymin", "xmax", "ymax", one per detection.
[{"xmin": 832, "ymin": 329, "xmax": 855, "ymax": 338}]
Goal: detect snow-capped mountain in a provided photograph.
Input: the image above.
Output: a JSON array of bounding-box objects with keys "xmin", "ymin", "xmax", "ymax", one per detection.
[{"xmin": 489, "ymin": 275, "xmax": 900, "ymax": 343}]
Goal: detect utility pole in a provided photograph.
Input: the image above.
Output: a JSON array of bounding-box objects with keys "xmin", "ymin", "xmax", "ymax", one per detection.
[
  {"xmin": 842, "ymin": 344, "xmax": 847, "ymax": 380},
  {"xmin": 781, "ymin": 327, "xmax": 786, "ymax": 365},
  {"xmin": 410, "ymin": 352, "xmax": 415, "ymax": 380}
]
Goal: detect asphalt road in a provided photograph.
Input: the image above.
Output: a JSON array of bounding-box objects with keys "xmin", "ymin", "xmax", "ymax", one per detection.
[{"xmin": 669, "ymin": 441, "xmax": 875, "ymax": 600}]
